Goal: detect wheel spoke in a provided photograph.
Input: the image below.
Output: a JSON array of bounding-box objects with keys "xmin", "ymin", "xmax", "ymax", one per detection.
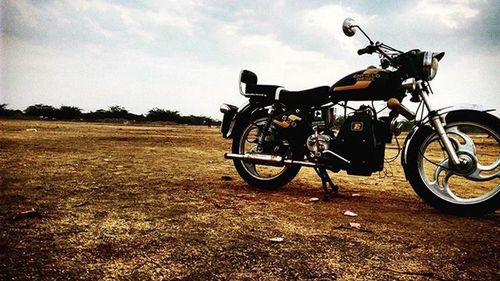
[
  {"xmin": 440, "ymin": 172, "xmax": 462, "ymax": 201},
  {"xmin": 467, "ymin": 158, "xmax": 500, "ymax": 181},
  {"xmin": 429, "ymin": 159, "xmax": 463, "ymax": 201},
  {"xmin": 446, "ymin": 126, "xmax": 476, "ymax": 154},
  {"xmin": 247, "ymin": 145, "xmax": 258, "ymax": 154},
  {"xmin": 478, "ymin": 158, "xmax": 500, "ymax": 171},
  {"xmin": 432, "ymin": 159, "xmax": 449, "ymax": 182}
]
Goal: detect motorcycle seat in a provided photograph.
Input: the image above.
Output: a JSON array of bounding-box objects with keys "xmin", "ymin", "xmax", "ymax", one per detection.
[{"xmin": 245, "ymin": 84, "xmax": 331, "ymax": 106}]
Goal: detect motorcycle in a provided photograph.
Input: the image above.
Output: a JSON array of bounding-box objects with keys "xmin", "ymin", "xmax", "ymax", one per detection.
[{"xmin": 219, "ymin": 18, "xmax": 499, "ymax": 216}]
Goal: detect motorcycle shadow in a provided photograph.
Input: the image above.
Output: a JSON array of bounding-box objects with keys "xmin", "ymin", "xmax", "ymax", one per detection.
[
  {"xmin": 223, "ymin": 179, "xmax": 369, "ymax": 203},
  {"xmin": 219, "ymin": 178, "xmax": 500, "ymax": 220}
]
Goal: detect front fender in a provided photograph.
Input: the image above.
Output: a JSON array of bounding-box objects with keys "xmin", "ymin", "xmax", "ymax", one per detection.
[{"xmin": 400, "ymin": 104, "xmax": 495, "ymax": 179}]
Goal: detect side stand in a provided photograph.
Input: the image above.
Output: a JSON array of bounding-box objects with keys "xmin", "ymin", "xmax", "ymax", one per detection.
[{"xmin": 314, "ymin": 167, "xmax": 338, "ymax": 200}]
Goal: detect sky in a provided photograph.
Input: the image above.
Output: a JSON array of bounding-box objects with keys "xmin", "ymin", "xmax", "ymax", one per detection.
[{"xmin": 1, "ymin": 0, "xmax": 499, "ymax": 119}]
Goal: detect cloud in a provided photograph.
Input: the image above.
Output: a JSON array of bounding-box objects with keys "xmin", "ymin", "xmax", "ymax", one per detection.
[
  {"xmin": 300, "ymin": 4, "xmax": 376, "ymax": 52},
  {"xmin": 1, "ymin": 0, "xmax": 499, "ymax": 118},
  {"xmin": 414, "ymin": 0, "xmax": 482, "ymax": 29}
]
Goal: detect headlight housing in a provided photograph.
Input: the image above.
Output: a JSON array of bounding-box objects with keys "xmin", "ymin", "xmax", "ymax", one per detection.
[
  {"xmin": 418, "ymin": 51, "xmax": 445, "ymax": 81},
  {"xmin": 422, "ymin": 51, "xmax": 439, "ymax": 81}
]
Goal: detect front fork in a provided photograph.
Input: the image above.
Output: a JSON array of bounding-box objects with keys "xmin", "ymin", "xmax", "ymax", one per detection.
[{"xmin": 418, "ymin": 84, "xmax": 462, "ymax": 166}]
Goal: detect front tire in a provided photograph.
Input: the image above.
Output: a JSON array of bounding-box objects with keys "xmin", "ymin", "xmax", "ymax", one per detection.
[
  {"xmin": 406, "ymin": 110, "xmax": 500, "ymax": 216},
  {"xmin": 232, "ymin": 115, "xmax": 301, "ymax": 190}
]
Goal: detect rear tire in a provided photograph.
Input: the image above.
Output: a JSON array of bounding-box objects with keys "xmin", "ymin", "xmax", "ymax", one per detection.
[{"xmin": 232, "ymin": 114, "xmax": 301, "ymax": 190}]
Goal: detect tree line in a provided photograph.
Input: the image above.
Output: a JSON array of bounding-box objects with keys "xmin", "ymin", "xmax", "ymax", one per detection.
[
  {"xmin": 0, "ymin": 104, "xmax": 219, "ymax": 126},
  {"xmin": 0, "ymin": 103, "xmax": 415, "ymax": 130}
]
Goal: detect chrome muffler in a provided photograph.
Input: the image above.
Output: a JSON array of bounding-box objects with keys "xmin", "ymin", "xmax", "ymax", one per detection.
[{"xmin": 224, "ymin": 153, "xmax": 320, "ymax": 167}]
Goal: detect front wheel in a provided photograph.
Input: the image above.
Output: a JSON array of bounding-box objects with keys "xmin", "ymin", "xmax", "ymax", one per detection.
[
  {"xmin": 406, "ymin": 111, "xmax": 500, "ymax": 216},
  {"xmin": 232, "ymin": 115, "xmax": 301, "ymax": 190}
]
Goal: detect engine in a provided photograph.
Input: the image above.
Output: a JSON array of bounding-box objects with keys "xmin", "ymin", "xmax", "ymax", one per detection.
[
  {"xmin": 272, "ymin": 108, "xmax": 334, "ymax": 152},
  {"xmin": 271, "ymin": 105, "xmax": 391, "ymax": 176},
  {"xmin": 306, "ymin": 132, "xmax": 332, "ymax": 157},
  {"xmin": 334, "ymin": 106, "xmax": 387, "ymax": 175},
  {"xmin": 305, "ymin": 107, "xmax": 336, "ymax": 157}
]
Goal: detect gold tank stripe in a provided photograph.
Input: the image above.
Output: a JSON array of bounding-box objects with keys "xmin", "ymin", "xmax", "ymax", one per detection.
[
  {"xmin": 333, "ymin": 68, "xmax": 380, "ymax": 92},
  {"xmin": 333, "ymin": 81, "xmax": 371, "ymax": 91}
]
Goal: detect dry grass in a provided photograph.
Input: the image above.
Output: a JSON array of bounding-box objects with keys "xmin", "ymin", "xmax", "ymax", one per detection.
[{"xmin": 0, "ymin": 119, "xmax": 499, "ymax": 280}]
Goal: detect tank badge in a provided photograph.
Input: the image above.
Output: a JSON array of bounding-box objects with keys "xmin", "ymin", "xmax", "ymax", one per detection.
[
  {"xmin": 353, "ymin": 73, "xmax": 380, "ymax": 81},
  {"xmin": 333, "ymin": 68, "xmax": 380, "ymax": 92},
  {"xmin": 351, "ymin": 122, "xmax": 364, "ymax": 131}
]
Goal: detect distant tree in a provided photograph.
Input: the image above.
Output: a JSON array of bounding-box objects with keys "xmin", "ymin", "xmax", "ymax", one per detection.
[
  {"xmin": 84, "ymin": 109, "xmax": 107, "ymax": 120},
  {"xmin": 0, "ymin": 104, "xmax": 7, "ymax": 116},
  {"xmin": 25, "ymin": 104, "xmax": 57, "ymax": 118},
  {"xmin": 56, "ymin": 105, "xmax": 82, "ymax": 120},
  {"xmin": 108, "ymin": 105, "xmax": 129, "ymax": 119},
  {"xmin": 400, "ymin": 120, "xmax": 414, "ymax": 131},
  {"xmin": 146, "ymin": 108, "xmax": 182, "ymax": 122},
  {"xmin": 0, "ymin": 104, "xmax": 22, "ymax": 117},
  {"xmin": 83, "ymin": 106, "xmax": 145, "ymax": 121},
  {"xmin": 179, "ymin": 115, "xmax": 218, "ymax": 125},
  {"xmin": 11, "ymin": 103, "xmax": 215, "ymax": 125}
]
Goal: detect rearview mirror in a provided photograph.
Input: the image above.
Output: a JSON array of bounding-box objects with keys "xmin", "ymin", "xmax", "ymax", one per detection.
[{"xmin": 342, "ymin": 18, "xmax": 357, "ymax": 37}]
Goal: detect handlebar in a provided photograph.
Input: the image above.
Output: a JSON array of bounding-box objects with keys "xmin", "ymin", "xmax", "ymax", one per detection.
[
  {"xmin": 357, "ymin": 45, "xmax": 376, "ymax": 55},
  {"xmin": 356, "ymin": 42, "xmax": 405, "ymax": 70}
]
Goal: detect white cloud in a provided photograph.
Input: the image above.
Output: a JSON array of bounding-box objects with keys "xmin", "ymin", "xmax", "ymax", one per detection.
[
  {"xmin": 300, "ymin": 4, "xmax": 376, "ymax": 52},
  {"xmin": 414, "ymin": 0, "xmax": 482, "ymax": 29},
  {"xmin": 1, "ymin": 0, "xmax": 499, "ymax": 118}
]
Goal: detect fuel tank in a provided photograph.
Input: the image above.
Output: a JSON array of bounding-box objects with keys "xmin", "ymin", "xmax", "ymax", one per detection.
[{"xmin": 331, "ymin": 67, "xmax": 404, "ymax": 102}]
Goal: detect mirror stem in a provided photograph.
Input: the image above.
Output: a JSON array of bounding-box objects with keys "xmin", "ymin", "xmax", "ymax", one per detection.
[{"xmin": 355, "ymin": 25, "xmax": 374, "ymax": 45}]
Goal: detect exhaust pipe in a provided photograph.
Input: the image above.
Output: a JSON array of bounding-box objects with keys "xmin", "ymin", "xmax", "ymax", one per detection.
[{"xmin": 224, "ymin": 153, "xmax": 321, "ymax": 168}]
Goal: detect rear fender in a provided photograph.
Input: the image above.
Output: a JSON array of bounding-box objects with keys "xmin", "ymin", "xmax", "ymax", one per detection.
[
  {"xmin": 400, "ymin": 104, "xmax": 495, "ymax": 179},
  {"xmin": 225, "ymin": 100, "xmax": 271, "ymax": 139}
]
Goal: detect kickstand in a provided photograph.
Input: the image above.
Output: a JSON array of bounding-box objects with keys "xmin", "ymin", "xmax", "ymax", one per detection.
[{"xmin": 314, "ymin": 167, "xmax": 338, "ymax": 201}]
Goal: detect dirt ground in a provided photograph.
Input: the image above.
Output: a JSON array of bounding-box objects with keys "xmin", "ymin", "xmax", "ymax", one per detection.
[{"xmin": 0, "ymin": 119, "xmax": 498, "ymax": 281}]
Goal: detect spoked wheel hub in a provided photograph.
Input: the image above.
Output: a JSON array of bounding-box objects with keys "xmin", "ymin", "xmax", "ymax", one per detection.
[{"xmin": 451, "ymin": 151, "xmax": 478, "ymax": 176}]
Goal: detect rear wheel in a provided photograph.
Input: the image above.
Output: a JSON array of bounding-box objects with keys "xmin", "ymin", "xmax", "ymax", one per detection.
[
  {"xmin": 406, "ymin": 111, "xmax": 499, "ymax": 216},
  {"xmin": 232, "ymin": 115, "xmax": 301, "ymax": 190}
]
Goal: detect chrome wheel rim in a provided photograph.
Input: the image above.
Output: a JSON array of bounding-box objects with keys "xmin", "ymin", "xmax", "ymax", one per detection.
[
  {"xmin": 238, "ymin": 117, "xmax": 289, "ymax": 181},
  {"xmin": 417, "ymin": 121, "xmax": 500, "ymax": 205}
]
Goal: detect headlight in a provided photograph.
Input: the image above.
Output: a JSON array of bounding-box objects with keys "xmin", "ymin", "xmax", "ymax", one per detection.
[{"xmin": 422, "ymin": 51, "xmax": 439, "ymax": 81}]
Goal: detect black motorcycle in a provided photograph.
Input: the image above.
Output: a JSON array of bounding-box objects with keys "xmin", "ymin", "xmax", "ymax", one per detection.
[{"xmin": 219, "ymin": 18, "xmax": 499, "ymax": 216}]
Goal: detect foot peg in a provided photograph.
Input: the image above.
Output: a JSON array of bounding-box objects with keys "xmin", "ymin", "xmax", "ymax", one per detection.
[{"xmin": 314, "ymin": 168, "xmax": 338, "ymax": 200}]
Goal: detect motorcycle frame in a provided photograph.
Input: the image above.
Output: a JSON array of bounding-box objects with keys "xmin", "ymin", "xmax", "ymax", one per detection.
[{"xmin": 223, "ymin": 90, "xmax": 496, "ymax": 177}]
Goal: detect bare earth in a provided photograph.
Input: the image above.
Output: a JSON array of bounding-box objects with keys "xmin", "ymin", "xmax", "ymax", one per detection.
[{"xmin": 0, "ymin": 120, "xmax": 498, "ymax": 281}]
